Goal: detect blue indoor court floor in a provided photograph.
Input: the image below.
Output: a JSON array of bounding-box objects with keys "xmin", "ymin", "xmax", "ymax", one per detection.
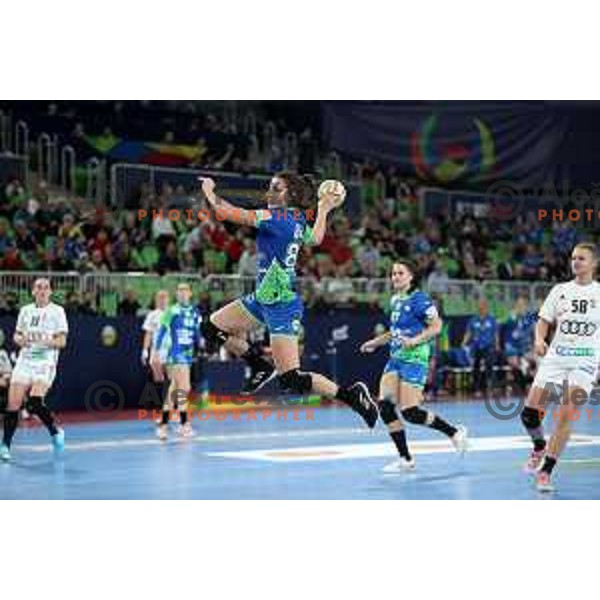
[{"xmin": 2, "ymin": 400, "xmax": 600, "ymax": 499}]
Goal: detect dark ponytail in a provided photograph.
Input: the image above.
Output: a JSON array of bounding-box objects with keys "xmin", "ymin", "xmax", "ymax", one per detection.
[{"xmin": 276, "ymin": 171, "xmax": 315, "ymax": 209}]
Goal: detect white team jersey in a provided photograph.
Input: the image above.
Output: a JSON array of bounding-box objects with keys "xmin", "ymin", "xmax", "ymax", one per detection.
[
  {"xmin": 15, "ymin": 302, "xmax": 69, "ymax": 367},
  {"xmin": 539, "ymin": 280, "xmax": 600, "ymax": 361},
  {"xmin": 142, "ymin": 308, "xmax": 164, "ymax": 334}
]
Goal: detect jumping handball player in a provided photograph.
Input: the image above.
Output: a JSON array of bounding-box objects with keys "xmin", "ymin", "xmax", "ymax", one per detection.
[
  {"xmin": 198, "ymin": 174, "xmax": 378, "ymax": 428},
  {"xmin": 520, "ymin": 243, "xmax": 600, "ymax": 492},
  {"xmin": 360, "ymin": 260, "xmax": 468, "ymax": 473}
]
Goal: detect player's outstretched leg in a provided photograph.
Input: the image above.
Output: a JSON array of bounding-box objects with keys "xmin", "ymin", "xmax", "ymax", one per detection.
[
  {"xmin": 398, "ymin": 381, "xmax": 468, "ymax": 454},
  {"xmin": 295, "ymin": 371, "xmax": 378, "ymax": 428}
]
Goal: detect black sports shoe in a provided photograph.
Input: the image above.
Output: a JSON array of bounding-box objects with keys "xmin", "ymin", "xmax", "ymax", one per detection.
[
  {"xmin": 348, "ymin": 382, "xmax": 378, "ymax": 428},
  {"xmin": 240, "ymin": 365, "xmax": 277, "ymax": 395}
]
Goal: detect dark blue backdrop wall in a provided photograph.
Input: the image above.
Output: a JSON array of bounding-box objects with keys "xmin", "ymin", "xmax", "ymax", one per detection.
[{"xmin": 0, "ymin": 312, "xmax": 471, "ymax": 411}]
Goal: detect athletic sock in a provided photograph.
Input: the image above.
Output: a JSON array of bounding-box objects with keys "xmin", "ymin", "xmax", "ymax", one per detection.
[
  {"xmin": 28, "ymin": 397, "xmax": 59, "ymax": 436},
  {"xmin": 2, "ymin": 411, "xmax": 19, "ymax": 447},
  {"xmin": 390, "ymin": 429, "xmax": 412, "ymax": 461},
  {"xmin": 540, "ymin": 456, "xmax": 557, "ymax": 475},
  {"xmin": 180, "ymin": 411, "xmax": 188, "ymax": 426},
  {"xmin": 429, "ymin": 415, "xmax": 458, "ymax": 438},
  {"xmin": 334, "ymin": 386, "xmax": 355, "ymax": 407},
  {"xmin": 161, "ymin": 410, "xmax": 170, "ymax": 425}
]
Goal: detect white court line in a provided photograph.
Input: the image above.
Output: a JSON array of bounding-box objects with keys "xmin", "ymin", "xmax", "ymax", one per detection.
[
  {"xmin": 207, "ymin": 435, "xmax": 600, "ymax": 463},
  {"xmin": 12, "ymin": 426, "xmax": 369, "ymax": 454}
]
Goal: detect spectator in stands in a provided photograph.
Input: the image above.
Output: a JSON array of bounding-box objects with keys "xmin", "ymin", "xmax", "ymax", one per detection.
[
  {"xmin": 118, "ymin": 288, "xmax": 141, "ymax": 316},
  {"xmin": 87, "ymin": 248, "xmax": 110, "ymax": 272},
  {"xmin": 427, "ymin": 259, "xmax": 450, "ymax": 294},
  {"xmin": 0, "ymin": 219, "xmax": 14, "ymax": 254},
  {"xmin": 156, "ymin": 239, "xmax": 181, "ymax": 274},
  {"xmin": 356, "ymin": 237, "xmax": 380, "ymax": 278},
  {"xmin": 0, "ymin": 247, "xmax": 25, "ymax": 270},
  {"xmin": 111, "ymin": 230, "xmax": 134, "ymax": 271},
  {"xmin": 463, "ymin": 298, "xmax": 499, "ymax": 397},
  {"xmin": 238, "ymin": 239, "xmax": 258, "ymax": 277}
]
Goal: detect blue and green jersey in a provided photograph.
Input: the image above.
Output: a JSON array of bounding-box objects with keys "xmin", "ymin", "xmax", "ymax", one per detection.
[
  {"xmin": 254, "ymin": 208, "xmax": 314, "ymax": 305},
  {"xmin": 388, "ymin": 290, "xmax": 439, "ymax": 366},
  {"xmin": 154, "ymin": 303, "xmax": 202, "ymax": 365}
]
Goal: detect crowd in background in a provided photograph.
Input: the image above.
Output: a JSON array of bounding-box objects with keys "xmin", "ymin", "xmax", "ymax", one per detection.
[{"xmin": 0, "ymin": 100, "xmax": 591, "ymax": 318}]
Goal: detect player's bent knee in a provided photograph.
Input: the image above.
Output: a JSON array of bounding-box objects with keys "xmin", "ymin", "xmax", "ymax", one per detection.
[
  {"xmin": 201, "ymin": 319, "xmax": 230, "ymax": 351},
  {"xmin": 24, "ymin": 396, "xmax": 43, "ymax": 414},
  {"xmin": 521, "ymin": 406, "xmax": 542, "ymax": 429},
  {"xmin": 401, "ymin": 405, "xmax": 428, "ymax": 425},
  {"xmin": 379, "ymin": 398, "xmax": 400, "ymax": 425},
  {"xmin": 278, "ymin": 369, "xmax": 312, "ymax": 394}
]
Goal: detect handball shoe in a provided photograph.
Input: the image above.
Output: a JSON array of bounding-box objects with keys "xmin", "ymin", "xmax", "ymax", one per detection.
[
  {"xmin": 536, "ymin": 471, "xmax": 555, "ymax": 493},
  {"xmin": 348, "ymin": 382, "xmax": 378, "ymax": 428},
  {"xmin": 451, "ymin": 425, "xmax": 469, "ymax": 455},
  {"xmin": 382, "ymin": 457, "xmax": 416, "ymax": 474},
  {"xmin": 0, "ymin": 444, "xmax": 10, "ymax": 462},
  {"xmin": 52, "ymin": 429, "xmax": 65, "ymax": 453},
  {"xmin": 157, "ymin": 424, "xmax": 169, "ymax": 441},
  {"xmin": 524, "ymin": 449, "xmax": 545, "ymax": 474},
  {"xmin": 177, "ymin": 422, "xmax": 195, "ymax": 438}
]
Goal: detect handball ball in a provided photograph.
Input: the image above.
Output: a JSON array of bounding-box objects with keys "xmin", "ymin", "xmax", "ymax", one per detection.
[{"xmin": 318, "ymin": 179, "xmax": 346, "ymax": 208}]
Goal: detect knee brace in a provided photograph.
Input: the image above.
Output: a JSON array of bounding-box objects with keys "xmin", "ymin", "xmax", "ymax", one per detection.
[
  {"xmin": 201, "ymin": 319, "xmax": 230, "ymax": 352},
  {"xmin": 278, "ymin": 369, "xmax": 312, "ymax": 394},
  {"xmin": 378, "ymin": 398, "xmax": 400, "ymax": 425},
  {"xmin": 24, "ymin": 396, "xmax": 44, "ymax": 414},
  {"xmin": 521, "ymin": 406, "xmax": 542, "ymax": 430},
  {"xmin": 401, "ymin": 406, "xmax": 431, "ymax": 425}
]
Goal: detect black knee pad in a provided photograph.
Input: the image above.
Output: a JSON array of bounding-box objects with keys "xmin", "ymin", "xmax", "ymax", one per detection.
[
  {"xmin": 401, "ymin": 406, "xmax": 428, "ymax": 425},
  {"xmin": 278, "ymin": 369, "xmax": 312, "ymax": 394},
  {"xmin": 521, "ymin": 406, "xmax": 542, "ymax": 429},
  {"xmin": 24, "ymin": 396, "xmax": 43, "ymax": 414},
  {"xmin": 201, "ymin": 319, "xmax": 229, "ymax": 352},
  {"xmin": 378, "ymin": 398, "xmax": 399, "ymax": 425}
]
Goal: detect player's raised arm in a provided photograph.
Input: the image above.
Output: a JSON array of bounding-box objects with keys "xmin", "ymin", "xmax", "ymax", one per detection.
[
  {"xmin": 307, "ymin": 190, "xmax": 343, "ymax": 246},
  {"xmin": 199, "ymin": 177, "xmax": 259, "ymax": 226}
]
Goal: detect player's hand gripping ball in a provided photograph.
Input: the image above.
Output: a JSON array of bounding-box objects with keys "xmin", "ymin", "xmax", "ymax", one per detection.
[{"xmin": 318, "ymin": 179, "xmax": 346, "ymax": 208}]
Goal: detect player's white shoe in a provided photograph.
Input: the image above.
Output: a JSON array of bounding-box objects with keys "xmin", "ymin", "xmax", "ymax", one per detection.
[
  {"xmin": 156, "ymin": 424, "xmax": 169, "ymax": 441},
  {"xmin": 382, "ymin": 457, "xmax": 416, "ymax": 474},
  {"xmin": 177, "ymin": 423, "xmax": 195, "ymax": 438},
  {"xmin": 451, "ymin": 425, "xmax": 469, "ymax": 455}
]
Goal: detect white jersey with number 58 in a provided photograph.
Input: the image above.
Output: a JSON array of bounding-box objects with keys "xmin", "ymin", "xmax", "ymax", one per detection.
[{"xmin": 539, "ymin": 280, "xmax": 600, "ymax": 362}]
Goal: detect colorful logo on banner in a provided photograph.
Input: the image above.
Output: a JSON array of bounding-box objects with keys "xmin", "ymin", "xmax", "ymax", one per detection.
[{"xmin": 410, "ymin": 114, "xmax": 496, "ymax": 184}]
